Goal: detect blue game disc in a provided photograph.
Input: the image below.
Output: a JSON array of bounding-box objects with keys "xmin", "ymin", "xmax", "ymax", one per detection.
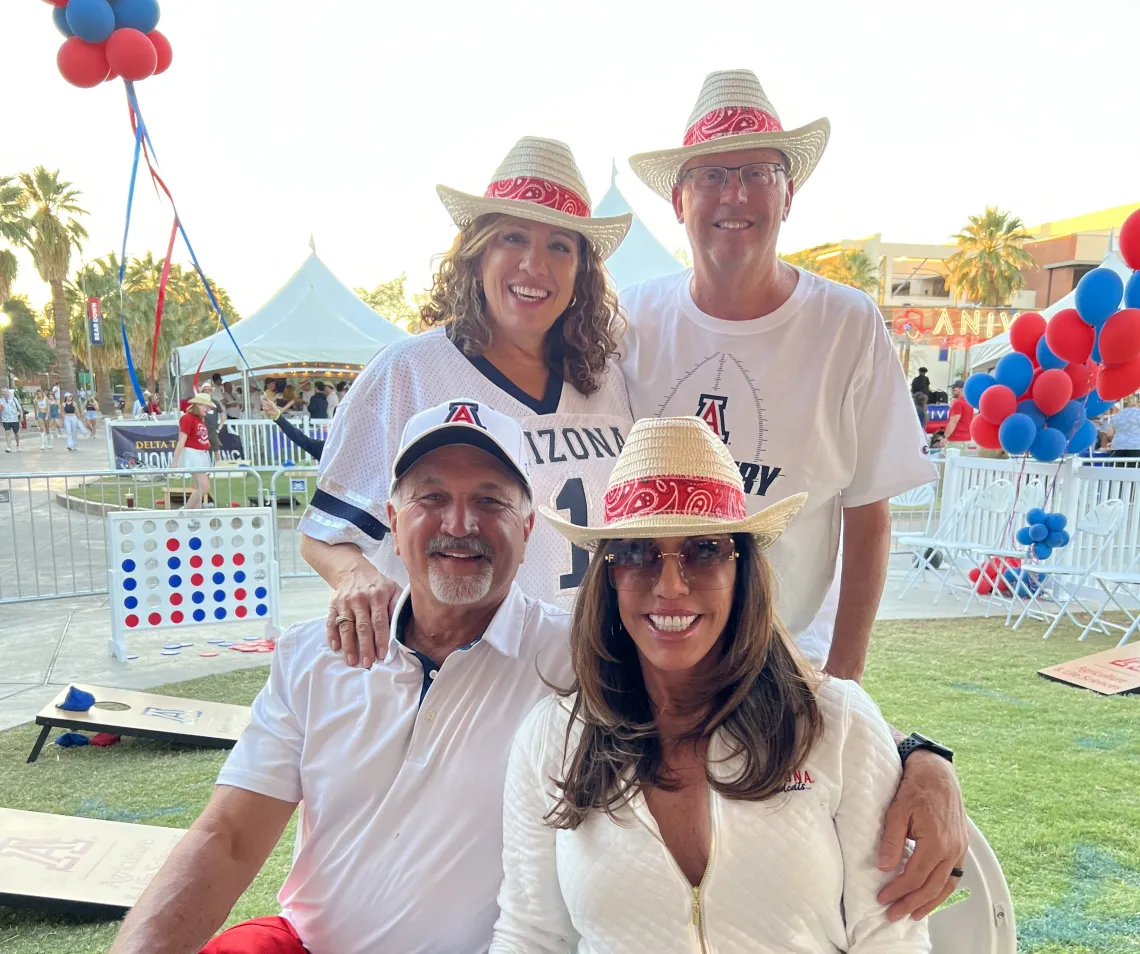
[
  {"xmin": 242, "ymin": 635, "xmax": 260, "ymax": 642},
  {"xmin": 179, "ymin": 642, "xmax": 194, "ymax": 648},
  {"xmin": 218, "ymin": 641, "xmax": 235, "ymax": 647},
  {"xmin": 163, "ymin": 643, "xmax": 182, "ymax": 650},
  {"xmin": 161, "ymin": 649, "xmax": 180, "ymax": 656},
  {"xmin": 127, "ymin": 654, "xmax": 139, "ymax": 661},
  {"xmin": 207, "ymin": 638, "xmax": 225, "ymax": 645}
]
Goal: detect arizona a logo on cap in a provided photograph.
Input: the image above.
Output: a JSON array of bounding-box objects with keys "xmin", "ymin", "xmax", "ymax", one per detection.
[{"xmin": 444, "ymin": 401, "xmax": 485, "ymax": 428}]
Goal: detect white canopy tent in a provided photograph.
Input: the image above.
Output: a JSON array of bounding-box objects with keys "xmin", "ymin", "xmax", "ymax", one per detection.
[
  {"xmin": 594, "ymin": 164, "xmax": 684, "ymax": 291},
  {"xmin": 173, "ymin": 245, "xmax": 408, "ymax": 383},
  {"xmin": 968, "ymin": 246, "xmax": 1133, "ymax": 370}
]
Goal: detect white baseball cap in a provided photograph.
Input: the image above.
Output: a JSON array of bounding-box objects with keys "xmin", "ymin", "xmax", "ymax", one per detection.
[{"xmin": 391, "ymin": 400, "xmax": 532, "ymax": 499}]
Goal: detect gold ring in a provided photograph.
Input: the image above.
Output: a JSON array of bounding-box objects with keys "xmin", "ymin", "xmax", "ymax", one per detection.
[{"xmin": 335, "ymin": 614, "xmax": 352, "ymax": 625}]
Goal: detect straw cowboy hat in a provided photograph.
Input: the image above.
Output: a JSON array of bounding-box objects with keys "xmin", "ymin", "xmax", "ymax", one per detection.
[
  {"xmin": 187, "ymin": 393, "xmax": 215, "ymax": 408},
  {"xmin": 541, "ymin": 416, "xmax": 807, "ymax": 549},
  {"xmin": 437, "ymin": 137, "xmax": 633, "ymax": 260},
  {"xmin": 629, "ymin": 69, "xmax": 831, "ymax": 201}
]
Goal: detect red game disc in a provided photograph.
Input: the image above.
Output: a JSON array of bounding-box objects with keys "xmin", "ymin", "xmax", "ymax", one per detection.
[
  {"xmin": 166, "ymin": 539, "xmax": 179, "ymax": 551},
  {"xmin": 148, "ymin": 612, "xmax": 162, "ymax": 625},
  {"xmin": 171, "ymin": 611, "xmax": 184, "ymax": 623},
  {"xmin": 200, "ymin": 651, "xmax": 219, "ymax": 658},
  {"xmin": 212, "ymin": 554, "xmax": 224, "ymax": 567},
  {"xmin": 189, "ymin": 555, "xmax": 203, "ymax": 568},
  {"xmin": 191, "ymin": 573, "xmax": 204, "ymax": 587},
  {"xmin": 235, "ymin": 605, "xmax": 248, "ymax": 618},
  {"xmin": 233, "ymin": 553, "xmax": 245, "ymax": 565},
  {"xmin": 170, "ymin": 593, "xmax": 183, "ymax": 605},
  {"xmin": 125, "ymin": 614, "xmax": 139, "ymax": 627}
]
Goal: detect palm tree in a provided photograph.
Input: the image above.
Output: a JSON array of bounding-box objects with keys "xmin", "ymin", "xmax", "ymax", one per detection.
[
  {"xmin": 0, "ymin": 249, "xmax": 17, "ymax": 384},
  {"xmin": 14, "ymin": 167, "xmax": 89, "ymax": 395},
  {"xmin": 946, "ymin": 207, "xmax": 1035, "ymax": 307},
  {"xmin": 820, "ymin": 249, "xmax": 879, "ymax": 296}
]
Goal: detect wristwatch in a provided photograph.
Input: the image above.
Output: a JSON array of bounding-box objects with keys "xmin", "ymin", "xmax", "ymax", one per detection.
[{"xmin": 897, "ymin": 733, "xmax": 954, "ymax": 766}]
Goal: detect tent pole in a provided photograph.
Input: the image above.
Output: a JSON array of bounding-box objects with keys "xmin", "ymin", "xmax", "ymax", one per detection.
[{"xmin": 243, "ymin": 369, "xmax": 250, "ymax": 419}]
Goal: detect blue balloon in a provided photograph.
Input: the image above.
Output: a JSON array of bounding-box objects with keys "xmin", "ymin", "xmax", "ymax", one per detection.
[
  {"xmin": 1047, "ymin": 400, "xmax": 1085, "ymax": 437},
  {"xmin": 1046, "ymin": 530, "xmax": 1067, "ymax": 548},
  {"xmin": 963, "ymin": 372, "xmax": 997, "ymax": 409},
  {"xmin": 1003, "ymin": 568, "xmax": 1019, "ymax": 583},
  {"xmin": 1126, "ymin": 271, "xmax": 1140, "ymax": 310},
  {"xmin": 1057, "ymin": 529, "xmax": 1071, "ymax": 547},
  {"xmin": 1027, "ymin": 507, "xmax": 1048, "ymax": 526},
  {"xmin": 1034, "ymin": 542, "xmax": 1054, "ymax": 560},
  {"xmin": 1016, "ymin": 399, "xmax": 1047, "ymax": 429},
  {"xmin": 67, "ymin": 0, "xmax": 116, "ymax": 43},
  {"xmin": 1029, "ymin": 523, "xmax": 1049, "ymax": 542},
  {"xmin": 994, "ymin": 353, "xmax": 1035, "ymax": 397},
  {"xmin": 1092, "ymin": 326, "xmax": 1103, "ymax": 364},
  {"xmin": 1036, "ymin": 336, "xmax": 1067, "ymax": 371},
  {"xmin": 1075, "ymin": 267, "xmax": 1125, "ymax": 326},
  {"xmin": 1030, "ymin": 426, "xmax": 1067, "ymax": 462},
  {"xmin": 1044, "ymin": 512, "xmax": 1068, "ymax": 532},
  {"xmin": 53, "ymin": 5, "xmax": 74, "ymax": 36},
  {"xmin": 1082, "ymin": 392, "xmax": 1114, "ymax": 418},
  {"xmin": 999, "ymin": 413, "xmax": 1037, "ymax": 455},
  {"xmin": 1016, "ymin": 526, "xmax": 1034, "ymax": 546},
  {"xmin": 110, "ymin": 0, "xmax": 161, "ymax": 33},
  {"xmin": 1067, "ymin": 418, "xmax": 1098, "ymax": 455}
]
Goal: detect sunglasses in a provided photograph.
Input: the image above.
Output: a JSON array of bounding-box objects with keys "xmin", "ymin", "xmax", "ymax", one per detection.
[{"xmin": 604, "ymin": 536, "xmax": 738, "ymax": 591}]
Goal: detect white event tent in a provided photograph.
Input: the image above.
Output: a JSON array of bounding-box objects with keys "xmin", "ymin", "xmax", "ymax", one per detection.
[
  {"xmin": 968, "ymin": 245, "xmax": 1134, "ymax": 370},
  {"xmin": 594, "ymin": 164, "xmax": 684, "ymax": 291},
  {"xmin": 172, "ymin": 244, "xmax": 408, "ymax": 385}
]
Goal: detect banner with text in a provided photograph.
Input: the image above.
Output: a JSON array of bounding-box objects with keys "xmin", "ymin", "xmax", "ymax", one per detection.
[{"xmin": 111, "ymin": 425, "xmax": 244, "ymax": 471}]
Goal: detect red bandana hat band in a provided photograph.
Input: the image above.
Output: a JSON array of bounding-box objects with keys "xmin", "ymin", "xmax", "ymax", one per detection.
[
  {"xmin": 603, "ymin": 475, "xmax": 748, "ymax": 524},
  {"xmin": 683, "ymin": 106, "xmax": 784, "ymax": 147},
  {"xmin": 484, "ymin": 177, "xmax": 591, "ymax": 218}
]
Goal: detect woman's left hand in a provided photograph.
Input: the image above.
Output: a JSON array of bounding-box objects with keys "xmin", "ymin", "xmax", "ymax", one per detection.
[{"xmin": 875, "ymin": 750, "xmax": 968, "ymax": 921}]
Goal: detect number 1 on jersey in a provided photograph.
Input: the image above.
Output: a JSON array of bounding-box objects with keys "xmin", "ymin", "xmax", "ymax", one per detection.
[{"xmin": 555, "ymin": 477, "xmax": 589, "ymax": 591}]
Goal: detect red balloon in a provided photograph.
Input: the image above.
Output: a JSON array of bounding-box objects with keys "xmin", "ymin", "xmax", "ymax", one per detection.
[
  {"xmin": 149, "ymin": 30, "xmax": 173, "ymax": 75},
  {"xmin": 105, "ymin": 68, "xmax": 119, "ymax": 83},
  {"xmin": 1121, "ymin": 208, "xmax": 1140, "ymax": 272},
  {"xmin": 1045, "ymin": 307, "xmax": 1095, "ymax": 364},
  {"xmin": 1064, "ymin": 360, "xmax": 1095, "ymax": 399},
  {"xmin": 106, "ymin": 28, "xmax": 157, "ymax": 82},
  {"xmin": 968, "ymin": 567, "xmax": 981, "ymax": 583},
  {"xmin": 970, "ymin": 414, "xmax": 1002, "ymax": 449},
  {"xmin": 1098, "ymin": 308, "xmax": 1140, "ymax": 365},
  {"xmin": 979, "ymin": 384, "xmax": 1017, "ymax": 425},
  {"xmin": 976, "ymin": 578, "xmax": 993, "ymax": 595},
  {"xmin": 1009, "ymin": 312, "xmax": 1046, "ymax": 357},
  {"xmin": 57, "ymin": 38, "xmax": 111, "ymax": 89},
  {"xmin": 1032, "ymin": 368, "xmax": 1073, "ymax": 416},
  {"xmin": 1097, "ymin": 357, "xmax": 1140, "ymax": 402},
  {"xmin": 43, "ymin": 0, "xmax": 68, "ymax": 6}
]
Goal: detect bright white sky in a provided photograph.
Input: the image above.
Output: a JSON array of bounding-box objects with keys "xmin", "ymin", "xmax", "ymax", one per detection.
[{"xmin": 4, "ymin": 0, "xmax": 1138, "ymax": 317}]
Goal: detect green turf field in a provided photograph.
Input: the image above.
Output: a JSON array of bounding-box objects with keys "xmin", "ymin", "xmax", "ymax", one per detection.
[{"xmin": 0, "ymin": 616, "xmax": 1137, "ymax": 953}]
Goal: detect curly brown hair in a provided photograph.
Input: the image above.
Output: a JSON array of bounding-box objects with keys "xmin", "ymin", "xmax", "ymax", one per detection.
[
  {"xmin": 546, "ymin": 533, "xmax": 823, "ymax": 830},
  {"xmin": 418, "ymin": 214, "xmax": 624, "ymax": 396}
]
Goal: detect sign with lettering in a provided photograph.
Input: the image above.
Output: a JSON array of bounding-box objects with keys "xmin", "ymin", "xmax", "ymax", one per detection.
[
  {"xmin": 87, "ymin": 298, "xmax": 104, "ymax": 346},
  {"xmin": 110, "ymin": 425, "xmax": 243, "ymax": 470},
  {"xmin": 1039, "ymin": 645, "xmax": 1140, "ymax": 695},
  {"xmin": 889, "ymin": 306, "xmax": 1021, "ymax": 348}
]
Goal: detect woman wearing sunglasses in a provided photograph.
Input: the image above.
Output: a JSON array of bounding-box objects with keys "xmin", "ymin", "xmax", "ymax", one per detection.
[{"xmin": 491, "ymin": 417, "xmax": 930, "ymax": 953}]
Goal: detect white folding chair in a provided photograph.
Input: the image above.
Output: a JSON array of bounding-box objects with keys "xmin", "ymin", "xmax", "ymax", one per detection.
[
  {"xmin": 894, "ymin": 486, "xmax": 982, "ymax": 600},
  {"xmin": 1077, "ymin": 546, "xmax": 1140, "ymax": 647},
  {"xmin": 929, "ymin": 818, "xmax": 1016, "ymax": 954},
  {"xmin": 890, "ymin": 483, "xmax": 938, "ymax": 550},
  {"xmin": 931, "ymin": 479, "xmax": 1015, "ymax": 609},
  {"xmin": 1010, "ymin": 499, "xmax": 1124, "ymax": 637}
]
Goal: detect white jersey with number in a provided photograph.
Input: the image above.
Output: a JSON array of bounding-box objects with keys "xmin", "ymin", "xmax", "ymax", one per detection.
[{"xmin": 301, "ymin": 329, "xmax": 632, "ymax": 610}]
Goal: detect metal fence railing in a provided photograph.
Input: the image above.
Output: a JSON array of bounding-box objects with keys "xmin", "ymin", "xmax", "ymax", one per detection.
[
  {"xmin": 0, "ymin": 467, "xmax": 264, "ymax": 604},
  {"xmin": 267, "ymin": 466, "xmax": 320, "ymax": 578},
  {"xmin": 106, "ymin": 418, "xmax": 332, "ymax": 470}
]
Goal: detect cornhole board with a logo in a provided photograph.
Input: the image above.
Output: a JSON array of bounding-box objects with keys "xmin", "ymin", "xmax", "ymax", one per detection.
[
  {"xmin": 0, "ymin": 808, "xmax": 185, "ymax": 917},
  {"xmin": 1038, "ymin": 645, "xmax": 1140, "ymax": 695},
  {"xmin": 27, "ymin": 684, "xmax": 251, "ymax": 763}
]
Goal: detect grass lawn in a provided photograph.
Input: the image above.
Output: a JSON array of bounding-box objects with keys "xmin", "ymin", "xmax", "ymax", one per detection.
[
  {"xmin": 1, "ymin": 615, "xmax": 1138, "ymax": 953},
  {"xmin": 66, "ymin": 471, "xmax": 315, "ymax": 511}
]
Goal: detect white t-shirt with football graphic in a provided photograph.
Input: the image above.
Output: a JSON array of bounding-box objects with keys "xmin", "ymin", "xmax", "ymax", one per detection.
[
  {"xmin": 301, "ymin": 329, "xmax": 633, "ymax": 611},
  {"xmin": 619, "ymin": 268, "xmax": 935, "ymax": 664}
]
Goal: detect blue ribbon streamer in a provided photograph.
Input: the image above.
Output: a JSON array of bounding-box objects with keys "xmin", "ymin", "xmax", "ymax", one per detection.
[
  {"xmin": 119, "ymin": 113, "xmax": 144, "ymax": 291},
  {"xmin": 122, "ymin": 318, "xmax": 147, "ymax": 410}
]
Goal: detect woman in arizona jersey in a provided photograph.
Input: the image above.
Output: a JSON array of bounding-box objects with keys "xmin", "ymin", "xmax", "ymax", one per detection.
[{"xmin": 300, "ymin": 137, "xmax": 634, "ymax": 665}]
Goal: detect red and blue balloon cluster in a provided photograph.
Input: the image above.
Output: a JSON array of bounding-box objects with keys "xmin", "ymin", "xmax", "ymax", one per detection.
[
  {"xmin": 1016, "ymin": 508, "xmax": 1070, "ymax": 561},
  {"xmin": 45, "ymin": 0, "xmax": 172, "ymax": 88},
  {"xmin": 964, "ymin": 209, "xmax": 1140, "ymax": 460}
]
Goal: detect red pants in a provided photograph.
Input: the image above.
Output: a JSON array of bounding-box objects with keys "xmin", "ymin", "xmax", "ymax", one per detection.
[{"xmin": 199, "ymin": 916, "xmax": 307, "ymax": 953}]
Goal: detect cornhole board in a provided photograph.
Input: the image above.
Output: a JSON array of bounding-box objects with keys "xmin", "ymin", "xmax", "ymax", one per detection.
[
  {"xmin": 0, "ymin": 808, "xmax": 185, "ymax": 917},
  {"xmin": 106, "ymin": 508, "xmax": 281, "ymax": 661},
  {"xmin": 28, "ymin": 684, "xmax": 251, "ymax": 763},
  {"xmin": 1039, "ymin": 644, "xmax": 1140, "ymax": 696}
]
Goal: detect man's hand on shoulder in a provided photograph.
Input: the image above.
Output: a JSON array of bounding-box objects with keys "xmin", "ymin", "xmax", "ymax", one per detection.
[{"xmin": 876, "ymin": 749, "xmax": 968, "ymax": 921}]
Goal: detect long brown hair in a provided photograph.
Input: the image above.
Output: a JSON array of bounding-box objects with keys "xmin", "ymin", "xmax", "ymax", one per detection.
[
  {"xmin": 418, "ymin": 214, "xmax": 624, "ymax": 396},
  {"xmin": 547, "ymin": 533, "xmax": 823, "ymax": 830}
]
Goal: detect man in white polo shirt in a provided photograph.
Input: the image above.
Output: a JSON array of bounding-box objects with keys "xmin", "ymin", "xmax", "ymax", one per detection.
[{"xmin": 109, "ymin": 401, "xmax": 571, "ymax": 954}]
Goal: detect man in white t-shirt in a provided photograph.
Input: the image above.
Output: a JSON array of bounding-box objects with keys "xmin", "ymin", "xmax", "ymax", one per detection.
[
  {"xmin": 621, "ymin": 68, "xmax": 960, "ymax": 921},
  {"xmin": 109, "ymin": 403, "xmax": 571, "ymax": 954}
]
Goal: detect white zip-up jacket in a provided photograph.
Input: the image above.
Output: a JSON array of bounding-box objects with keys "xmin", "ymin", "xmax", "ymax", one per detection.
[{"xmin": 491, "ymin": 677, "xmax": 930, "ymax": 954}]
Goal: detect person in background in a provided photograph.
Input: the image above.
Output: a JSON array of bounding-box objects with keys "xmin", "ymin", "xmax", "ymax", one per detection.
[
  {"xmin": 1106, "ymin": 394, "xmax": 1140, "ymax": 463},
  {"xmin": 147, "ymin": 391, "xmax": 161, "ymax": 418},
  {"xmin": 84, "ymin": 393, "xmax": 99, "ymax": 437},
  {"xmin": 200, "ymin": 381, "xmax": 227, "ymax": 459},
  {"xmin": 1, "ymin": 387, "xmax": 23, "ymax": 453},
  {"xmin": 943, "ymin": 380, "xmax": 973, "ymax": 452},
  {"xmin": 307, "ymin": 382, "xmax": 330, "ymax": 420},
  {"xmin": 132, "ymin": 390, "xmax": 147, "ymax": 420},
  {"xmin": 261, "ymin": 393, "xmax": 325, "ymax": 461},
  {"xmin": 913, "ymin": 390, "xmax": 928, "ymax": 432},
  {"xmin": 222, "ymin": 382, "xmax": 241, "ymax": 421},
  {"xmin": 47, "ymin": 389, "xmax": 62, "ymax": 437},
  {"xmin": 910, "ymin": 366, "xmax": 930, "ymax": 396},
  {"xmin": 172, "ymin": 394, "xmax": 215, "ymax": 509},
  {"xmin": 280, "ymin": 384, "xmax": 300, "ymax": 416},
  {"xmin": 298, "ymin": 380, "xmax": 314, "ymax": 412},
  {"xmin": 1095, "ymin": 412, "xmax": 1114, "ymax": 451},
  {"xmin": 61, "ymin": 392, "xmax": 82, "ymax": 451},
  {"xmin": 34, "ymin": 389, "xmax": 52, "ymax": 449}
]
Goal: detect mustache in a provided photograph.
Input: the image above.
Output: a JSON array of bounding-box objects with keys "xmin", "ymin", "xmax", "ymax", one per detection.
[{"xmin": 426, "ymin": 535, "xmax": 494, "ymax": 560}]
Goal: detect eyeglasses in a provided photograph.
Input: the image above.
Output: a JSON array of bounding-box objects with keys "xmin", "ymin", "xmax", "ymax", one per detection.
[
  {"xmin": 604, "ymin": 536, "xmax": 738, "ymax": 591},
  {"xmin": 679, "ymin": 163, "xmax": 787, "ymax": 192}
]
